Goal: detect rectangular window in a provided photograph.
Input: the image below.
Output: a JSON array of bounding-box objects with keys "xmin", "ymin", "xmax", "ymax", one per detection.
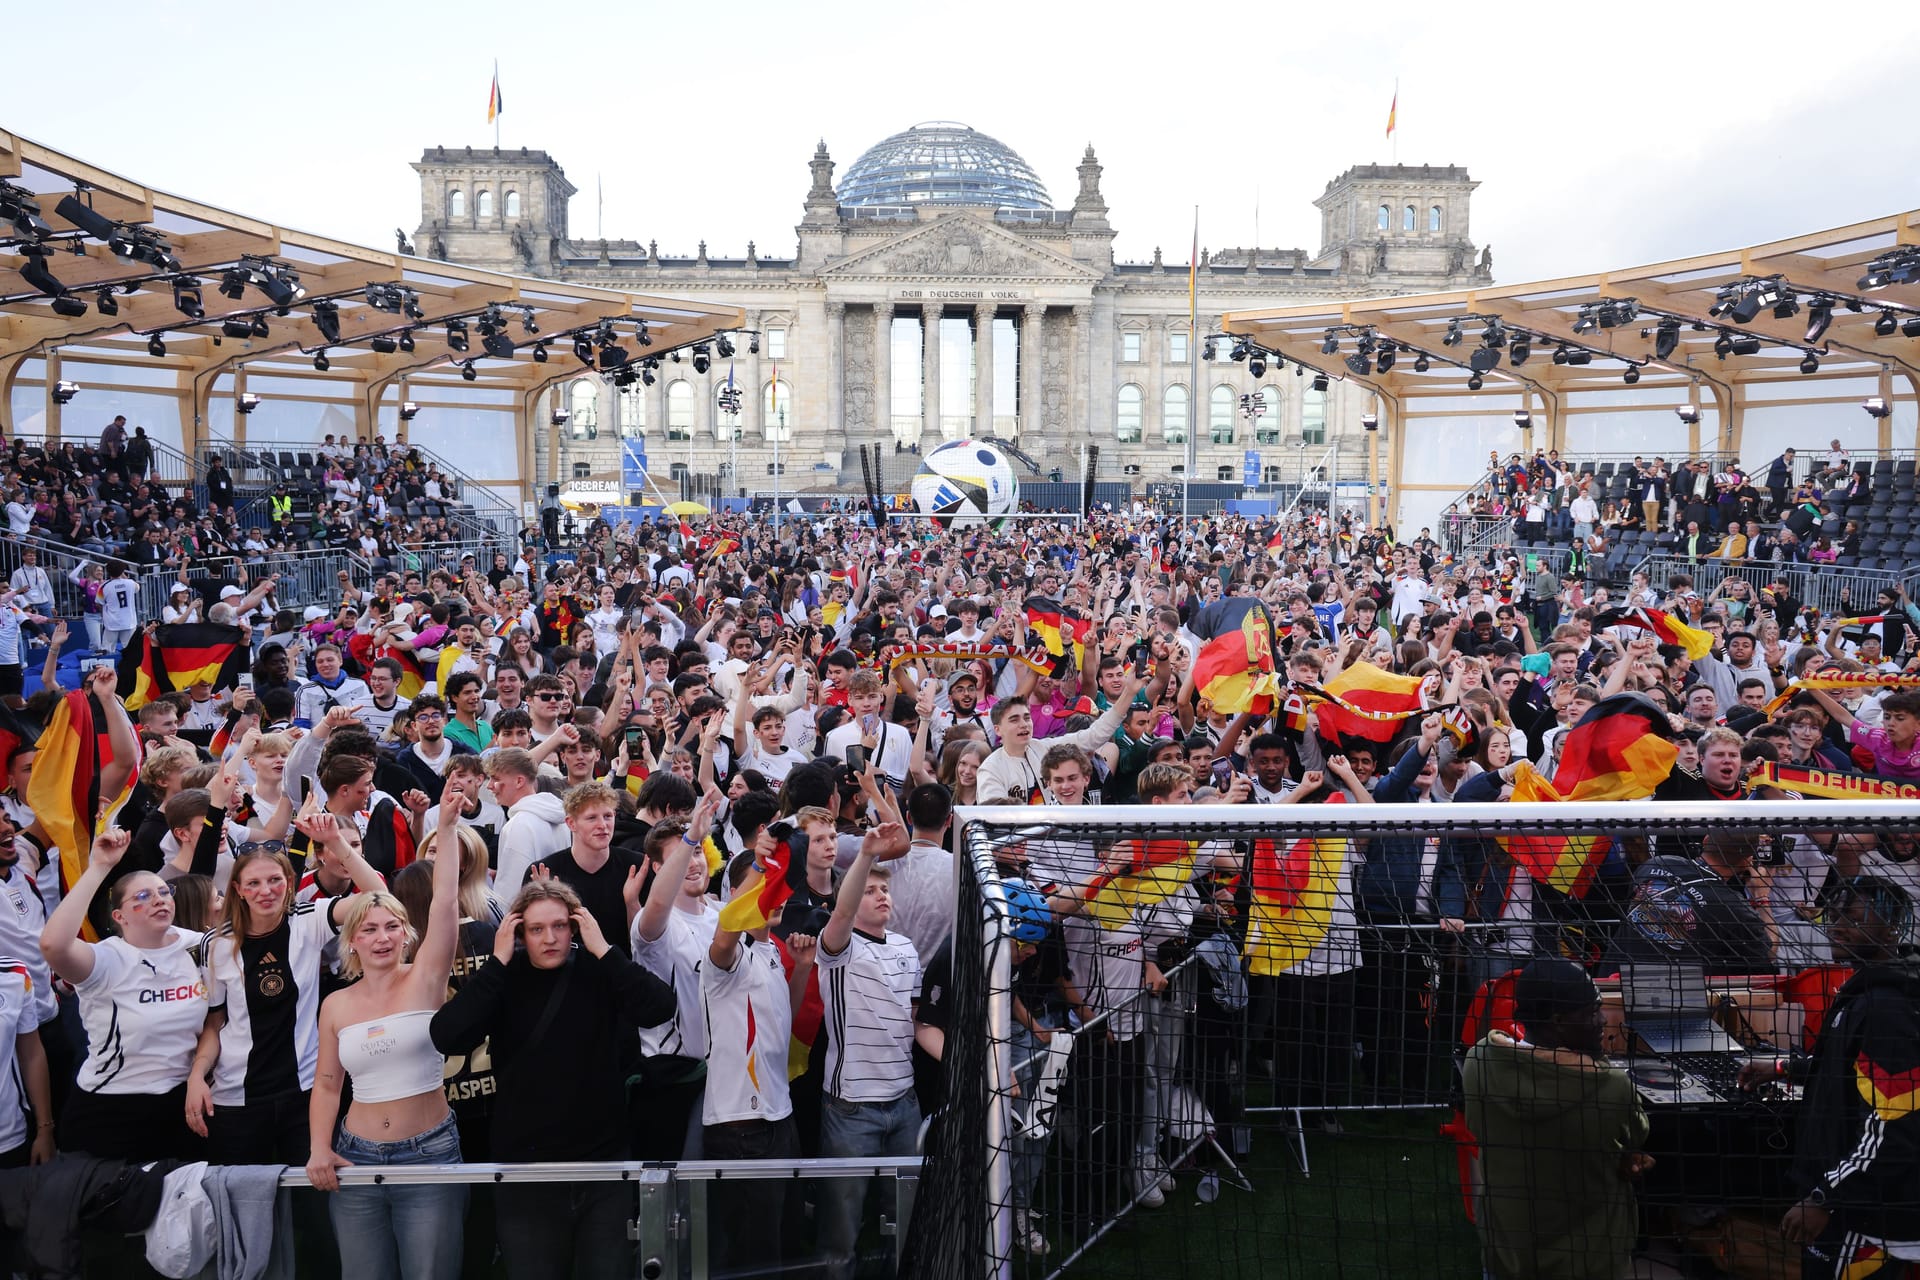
[
  {"xmin": 1169, "ymin": 333, "xmax": 1188, "ymax": 365},
  {"xmin": 765, "ymin": 326, "xmax": 787, "ymax": 360},
  {"xmin": 1302, "ymin": 390, "xmax": 1327, "ymax": 446},
  {"xmin": 1122, "ymin": 332, "xmax": 1142, "ymax": 362},
  {"xmin": 571, "ymin": 462, "xmax": 592, "ymax": 479},
  {"xmin": 1262, "ymin": 464, "xmax": 1283, "ymax": 483}
]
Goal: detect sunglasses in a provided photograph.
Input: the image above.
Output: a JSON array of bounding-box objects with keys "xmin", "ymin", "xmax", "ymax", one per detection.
[
  {"xmin": 537, "ymin": 692, "xmax": 567, "ymax": 702},
  {"xmin": 236, "ymin": 839, "xmax": 289, "ymax": 858}
]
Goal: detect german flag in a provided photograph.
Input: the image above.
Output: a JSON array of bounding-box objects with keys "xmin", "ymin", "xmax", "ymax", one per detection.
[
  {"xmin": 387, "ymin": 648, "xmax": 429, "ymax": 700},
  {"xmin": 1024, "ymin": 595, "xmax": 1065, "ymax": 657},
  {"xmin": 116, "ymin": 624, "xmax": 249, "ymax": 711},
  {"xmin": 0, "ymin": 703, "xmax": 38, "ymax": 775},
  {"xmin": 1855, "ymin": 1051, "xmax": 1920, "ymax": 1123},
  {"xmin": 1189, "ymin": 597, "xmax": 1282, "ymax": 716},
  {"xmin": 1594, "ymin": 607, "xmax": 1713, "ymax": 661},
  {"xmin": 623, "ymin": 757, "xmax": 650, "ymax": 800},
  {"xmin": 718, "ymin": 831, "xmax": 794, "ymax": 933},
  {"xmin": 1059, "ymin": 604, "xmax": 1092, "ymax": 668},
  {"xmin": 1501, "ymin": 691, "xmax": 1676, "ymax": 897},
  {"xmin": 1082, "ymin": 838, "xmax": 1196, "ymax": 930},
  {"xmin": 1245, "ymin": 830, "xmax": 1350, "ymax": 975},
  {"xmin": 28, "ymin": 690, "xmax": 133, "ymax": 925},
  {"xmin": 1308, "ymin": 661, "xmax": 1425, "ymax": 745}
]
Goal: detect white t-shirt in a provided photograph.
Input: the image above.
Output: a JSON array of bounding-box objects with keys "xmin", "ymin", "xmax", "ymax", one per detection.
[
  {"xmin": 100, "ymin": 578, "xmax": 140, "ymax": 633},
  {"xmin": 741, "ymin": 740, "xmax": 806, "ymax": 785},
  {"xmin": 823, "ymin": 719, "xmax": 912, "ymax": 785},
  {"xmin": 0, "ymin": 968, "xmax": 29, "ymax": 1152},
  {"xmin": 631, "ymin": 900, "xmax": 721, "ymax": 1061},
  {"xmin": 699, "ymin": 936, "xmax": 793, "ymax": 1125},
  {"xmin": 0, "ymin": 867, "xmax": 55, "ymax": 1029},
  {"xmin": 585, "ymin": 608, "xmax": 623, "ymax": 658},
  {"xmin": 74, "ymin": 932, "xmax": 208, "ymax": 1094},
  {"xmin": 817, "ymin": 928, "xmax": 920, "ymax": 1103}
]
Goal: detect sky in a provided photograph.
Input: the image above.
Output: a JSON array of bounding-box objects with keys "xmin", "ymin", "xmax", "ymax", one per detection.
[{"xmin": 9, "ymin": 1, "xmax": 1920, "ymax": 287}]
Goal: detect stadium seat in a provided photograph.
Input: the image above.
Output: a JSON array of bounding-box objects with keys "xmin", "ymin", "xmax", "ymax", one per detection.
[
  {"xmin": 1596, "ymin": 462, "xmax": 1616, "ymax": 477},
  {"xmin": 277, "ymin": 451, "xmax": 297, "ymax": 470},
  {"xmin": 1873, "ymin": 459, "xmax": 1895, "ymax": 479},
  {"xmin": 297, "ymin": 452, "xmax": 315, "ymax": 470},
  {"xmin": 1897, "ymin": 458, "xmax": 1916, "ymax": 477}
]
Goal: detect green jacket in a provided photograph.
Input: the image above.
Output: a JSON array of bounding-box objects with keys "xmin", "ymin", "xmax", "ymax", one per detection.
[{"xmin": 1461, "ymin": 1031, "xmax": 1649, "ymax": 1280}]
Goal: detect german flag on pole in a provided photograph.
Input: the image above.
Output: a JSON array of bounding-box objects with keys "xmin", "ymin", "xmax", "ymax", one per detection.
[
  {"xmin": 1307, "ymin": 661, "xmax": 1426, "ymax": 746},
  {"xmin": 117, "ymin": 624, "xmax": 249, "ymax": 711},
  {"xmin": 718, "ymin": 833, "xmax": 795, "ymax": 934},
  {"xmin": 28, "ymin": 689, "xmax": 133, "ymax": 918},
  {"xmin": 1246, "ymin": 828, "xmax": 1351, "ymax": 975},
  {"xmin": 1024, "ymin": 595, "xmax": 1065, "ymax": 657},
  {"xmin": 1189, "ymin": 597, "xmax": 1282, "ymax": 716},
  {"xmin": 1593, "ymin": 607, "xmax": 1713, "ymax": 661},
  {"xmin": 1501, "ymin": 691, "xmax": 1676, "ymax": 897}
]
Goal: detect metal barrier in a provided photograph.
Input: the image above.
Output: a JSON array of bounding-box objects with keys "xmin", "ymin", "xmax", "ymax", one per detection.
[
  {"xmin": 7, "ymin": 431, "xmax": 206, "ymax": 492},
  {"xmin": 1635, "ymin": 553, "xmax": 1920, "ymax": 616},
  {"xmin": 269, "ymin": 1156, "xmax": 923, "ymax": 1280}
]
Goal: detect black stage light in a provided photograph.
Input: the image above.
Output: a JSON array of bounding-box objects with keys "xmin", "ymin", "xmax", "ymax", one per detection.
[
  {"xmin": 219, "ymin": 269, "xmax": 249, "ymax": 301},
  {"xmin": 1904, "ymin": 317, "xmax": 1920, "ymax": 339},
  {"xmin": 313, "ymin": 351, "xmax": 331, "ymax": 372},
  {"xmin": 17, "ymin": 245, "xmax": 64, "ymax": 296},
  {"xmin": 148, "ymin": 334, "xmax": 166, "ymax": 357},
  {"xmin": 222, "ymin": 317, "xmax": 254, "ymax": 338},
  {"xmin": 573, "ymin": 334, "xmax": 594, "ymax": 364},
  {"xmin": 250, "ymin": 315, "xmax": 270, "ymax": 338},
  {"xmin": 482, "ymin": 331, "xmax": 516, "ymax": 360},
  {"xmin": 1564, "ymin": 349, "xmax": 1592, "ymax": 366},
  {"xmin": 398, "ymin": 329, "xmax": 415, "ymax": 353},
  {"xmin": 237, "ymin": 393, "xmax": 262, "ymax": 415},
  {"xmin": 1728, "ymin": 335, "xmax": 1761, "ymax": 356},
  {"xmin": 1713, "ymin": 332, "xmax": 1734, "ymax": 359},
  {"xmin": 94, "ymin": 289, "xmax": 118, "ymax": 317},
  {"xmin": 1466, "ymin": 374, "xmax": 1484, "ymax": 390},
  {"xmin": 532, "ymin": 342, "xmax": 549, "ymax": 363},
  {"xmin": 715, "ymin": 334, "xmax": 734, "ymax": 358},
  {"xmin": 1247, "ymin": 354, "xmax": 1267, "ymax": 378},
  {"xmin": 460, "ymin": 361, "xmax": 478, "ymax": 382},
  {"xmin": 1875, "ymin": 311, "xmax": 1898, "ymax": 337},
  {"xmin": 1509, "ymin": 336, "xmax": 1530, "ymax": 366},
  {"xmin": 1443, "ymin": 319, "xmax": 1462, "ymax": 346},
  {"xmin": 1799, "ymin": 351, "xmax": 1820, "ymax": 374},
  {"xmin": 399, "ymin": 402, "xmax": 420, "ymax": 421},
  {"xmin": 312, "ymin": 300, "xmax": 342, "ymax": 344},
  {"xmin": 172, "ymin": 277, "xmax": 204, "ymax": 320},
  {"xmin": 1654, "ymin": 320, "xmax": 1681, "ymax": 360},
  {"xmin": 53, "ymin": 193, "xmax": 117, "ymax": 241},
  {"xmin": 1623, "ymin": 366, "xmax": 1641, "ymax": 385},
  {"xmin": 0, "ymin": 182, "xmax": 49, "ymax": 239},
  {"xmin": 50, "ymin": 295, "xmax": 87, "ymax": 317},
  {"xmin": 691, "ymin": 344, "xmax": 711, "ymax": 374},
  {"xmin": 1310, "ymin": 373, "xmax": 1329, "ymax": 392},
  {"xmin": 1321, "ymin": 332, "xmax": 1339, "ymax": 355},
  {"xmin": 371, "ymin": 335, "xmax": 398, "ymax": 354},
  {"xmin": 446, "ymin": 319, "xmax": 469, "ymax": 352},
  {"xmin": 1468, "ymin": 345, "xmax": 1500, "ymax": 374},
  {"xmin": 52, "ymin": 380, "xmax": 79, "ymax": 404},
  {"xmin": 1805, "ymin": 298, "xmax": 1833, "ymax": 344},
  {"xmin": 1345, "ymin": 352, "xmax": 1371, "ymax": 377},
  {"xmin": 1375, "ymin": 346, "xmax": 1395, "ymax": 373},
  {"xmin": 1412, "ymin": 353, "xmax": 1430, "ymax": 372}
]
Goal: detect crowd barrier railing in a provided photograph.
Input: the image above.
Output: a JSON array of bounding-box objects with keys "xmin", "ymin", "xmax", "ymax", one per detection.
[{"xmin": 1635, "ymin": 553, "xmax": 1920, "ymax": 616}]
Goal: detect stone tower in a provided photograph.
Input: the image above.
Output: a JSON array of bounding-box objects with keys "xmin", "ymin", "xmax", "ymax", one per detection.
[
  {"xmin": 411, "ymin": 147, "xmax": 577, "ymax": 274},
  {"xmin": 1313, "ymin": 164, "xmax": 1490, "ymax": 281}
]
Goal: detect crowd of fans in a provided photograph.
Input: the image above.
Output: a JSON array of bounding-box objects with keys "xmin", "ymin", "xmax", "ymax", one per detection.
[{"xmin": 0, "ymin": 455, "xmax": 1909, "ymax": 1279}]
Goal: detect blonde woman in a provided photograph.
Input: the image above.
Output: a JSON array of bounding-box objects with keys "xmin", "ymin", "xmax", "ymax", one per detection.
[{"xmin": 304, "ymin": 783, "xmax": 465, "ymax": 1278}]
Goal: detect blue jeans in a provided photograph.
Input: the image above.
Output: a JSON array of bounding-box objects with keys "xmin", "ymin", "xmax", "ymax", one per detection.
[
  {"xmin": 330, "ymin": 1111, "xmax": 467, "ymax": 1280},
  {"xmin": 817, "ymin": 1091, "xmax": 921, "ymax": 1280}
]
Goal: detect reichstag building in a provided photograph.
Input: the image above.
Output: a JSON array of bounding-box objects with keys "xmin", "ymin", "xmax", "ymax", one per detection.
[{"xmin": 411, "ymin": 122, "xmax": 1492, "ymax": 496}]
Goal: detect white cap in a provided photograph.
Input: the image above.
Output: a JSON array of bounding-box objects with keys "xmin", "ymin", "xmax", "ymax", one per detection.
[
  {"xmin": 928, "ymin": 604, "xmax": 947, "ymax": 618},
  {"xmin": 219, "ymin": 585, "xmax": 244, "ymax": 600},
  {"xmin": 302, "ymin": 606, "xmax": 327, "ymax": 623}
]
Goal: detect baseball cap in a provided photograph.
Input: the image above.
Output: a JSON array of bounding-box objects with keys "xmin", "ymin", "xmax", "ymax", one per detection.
[
  {"xmin": 301, "ymin": 606, "xmax": 327, "ymax": 623},
  {"xmin": 928, "ymin": 604, "xmax": 947, "ymax": 619},
  {"xmin": 945, "ymin": 670, "xmax": 979, "ymax": 691},
  {"xmin": 1512, "ymin": 958, "xmax": 1600, "ymax": 1027},
  {"xmin": 219, "ymin": 585, "xmax": 244, "ymax": 600}
]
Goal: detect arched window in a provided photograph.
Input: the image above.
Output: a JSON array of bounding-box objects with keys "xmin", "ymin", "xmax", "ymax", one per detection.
[
  {"xmin": 617, "ymin": 384, "xmax": 646, "ymax": 438},
  {"xmin": 1163, "ymin": 384, "xmax": 1189, "ymax": 445},
  {"xmin": 447, "ymin": 188, "xmax": 465, "ymax": 219},
  {"xmin": 1116, "ymin": 384, "xmax": 1142, "ymax": 443},
  {"xmin": 1210, "ymin": 385, "xmax": 1235, "ymax": 444},
  {"xmin": 504, "ymin": 189, "xmax": 521, "ymax": 219},
  {"xmin": 764, "ymin": 379, "xmax": 792, "ymax": 441},
  {"xmin": 1403, "ymin": 205, "xmax": 1416, "ymax": 232},
  {"xmin": 1302, "ymin": 386, "xmax": 1328, "ymax": 446},
  {"xmin": 1377, "ymin": 204, "xmax": 1390, "ymax": 231},
  {"xmin": 568, "ymin": 379, "xmax": 598, "ymax": 440},
  {"xmin": 1429, "ymin": 204, "xmax": 1443, "ymax": 233},
  {"xmin": 667, "ymin": 380, "xmax": 693, "ymax": 441},
  {"xmin": 475, "ymin": 189, "xmax": 494, "ymax": 219},
  {"xmin": 1257, "ymin": 386, "xmax": 1282, "ymax": 445}
]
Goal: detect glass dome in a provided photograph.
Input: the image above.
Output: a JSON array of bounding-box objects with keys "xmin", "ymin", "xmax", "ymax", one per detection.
[{"xmin": 836, "ymin": 122, "xmax": 1053, "ymax": 212}]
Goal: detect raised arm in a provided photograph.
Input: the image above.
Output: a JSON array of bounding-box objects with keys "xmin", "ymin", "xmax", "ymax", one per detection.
[
  {"xmin": 820, "ymin": 821, "xmax": 909, "ymax": 956},
  {"xmin": 636, "ymin": 793, "xmax": 718, "ymax": 944},
  {"xmin": 40, "ymin": 827, "xmax": 132, "ymax": 984},
  {"xmin": 411, "ymin": 781, "xmax": 466, "ymax": 985},
  {"xmin": 88, "ymin": 666, "xmax": 138, "ymax": 802}
]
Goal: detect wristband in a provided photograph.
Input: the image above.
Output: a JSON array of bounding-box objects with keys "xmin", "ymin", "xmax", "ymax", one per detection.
[{"xmin": 680, "ymin": 832, "xmax": 700, "ymax": 849}]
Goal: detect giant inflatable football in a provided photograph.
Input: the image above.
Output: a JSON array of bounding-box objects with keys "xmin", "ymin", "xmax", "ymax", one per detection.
[{"xmin": 910, "ymin": 439, "xmax": 1019, "ymax": 528}]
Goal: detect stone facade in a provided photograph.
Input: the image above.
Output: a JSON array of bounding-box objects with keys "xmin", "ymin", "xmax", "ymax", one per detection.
[{"xmin": 411, "ymin": 130, "xmax": 1491, "ymax": 496}]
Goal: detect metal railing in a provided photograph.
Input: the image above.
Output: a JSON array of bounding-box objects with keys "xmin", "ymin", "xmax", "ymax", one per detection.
[
  {"xmin": 1634, "ymin": 553, "xmax": 1920, "ymax": 616},
  {"xmin": 208, "ymin": 435, "xmax": 522, "ymax": 538},
  {"xmin": 7, "ymin": 431, "xmax": 207, "ymax": 492},
  {"xmin": 1278, "ymin": 443, "xmax": 1342, "ymax": 519}
]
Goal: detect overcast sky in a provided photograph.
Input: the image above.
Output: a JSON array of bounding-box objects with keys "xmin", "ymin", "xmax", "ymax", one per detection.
[{"xmin": 11, "ymin": 1, "xmax": 1920, "ymax": 287}]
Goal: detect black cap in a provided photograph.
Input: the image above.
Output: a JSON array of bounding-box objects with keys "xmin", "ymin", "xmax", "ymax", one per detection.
[{"xmin": 1512, "ymin": 959, "xmax": 1599, "ymax": 1027}]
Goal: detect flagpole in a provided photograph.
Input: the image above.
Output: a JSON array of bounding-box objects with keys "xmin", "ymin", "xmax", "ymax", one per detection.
[
  {"xmin": 493, "ymin": 60, "xmax": 501, "ymax": 149},
  {"xmin": 1185, "ymin": 206, "xmax": 1198, "ymax": 524}
]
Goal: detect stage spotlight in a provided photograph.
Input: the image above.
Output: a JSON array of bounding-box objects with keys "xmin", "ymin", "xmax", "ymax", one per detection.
[
  {"xmin": 94, "ymin": 289, "xmax": 118, "ymax": 317},
  {"xmin": 1374, "ymin": 345, "xmax": 1395, "ymax": 373},
  {"xmin": 573, "ymin": 334, "xmax": 594, "ymax": 364},
  {"xmin": 533, "ymin": 343, "xmax": 549, "ymax": 363},
  {"xmin": 1321, "ymin": 332, "xmax": 1339, "ymax": 355},
  {"xmin": 1412, "ymin": 353, "xmax": 1430, "ymax": 372},
  {"xmin": 312, "ymin": 300, "xmax": 342, "ymax": 344},
  {"xmin": 598, "ymin": 345, "xmax": 631, "ymax": 370},
  {"xmin": 1202, "ymin": 339, "xmax": 1216, "ymax": 362},
  {"xmin": 1345, "ymin": 352, "xmax": 1372, "ymax": 377},
  {"xmin": 1508, "ymin": 336, "xmax": 1530, "ymax": 366},
  {"xmin": 1772, "ymin": 295, "xmax": 1799, "ymax": 321},
  {"xmin": 1443, "ymin": 319, "xmax": 1462, "ymax": 346},
  {"xmin": 17, "ymin": 245, "xmax": 64, "ymax": 296},
  {"xmin": 251, "ymin": 315, "xmax": 270, "ymax": 338},
  {"xmin": 1858, "ymin": 248, "xmax": 1920, "ymax": 292},
  {"xmin": 1572, "ymin": 310, "xmax": 1596, "ymax": 335},
  {"xmin": 51, "ymin": 380, "xmax": 79, "ymax": 405},
  {"xmin": 1713, "ymin": 331, "xmax": 1734, "ymax": 359},
  {"xmin": 1864, "ymin": 396, "xmax": 1892, "ymax": 419},
  {"xmin": 1676, "ymin": 404, "xmax": 1700, "ymax": 424},
  {"xmin": 715, "ymin": 334, "xmax": 735, "ymax": 359},
  {"xmin": 482, "ymin": 330, "xmax": 516, "ymax": 360},
  {"xmin": 1565, "ymin": 349, "xmax": 1593, "ymax": 366},
  {"xmin": 641, "ymin": 365, "xmax": 656, "ymax": 387},
  {"xmin": 747, "ymin": 331, "xmax": 758, "ymax": 355},
  {"xmin": 551, "ymin": 408, "xmax": 571, "ymax": 429},
  {"xmin": 446, "ymin": 319, "xmax": 469, "ymax": 352},
  {"xmin": 1799, "ymin": 351, "xmax": 1820, "ymax": 374},
  {"xmin": 399, "ymin": 402, "xmax": 420, "ymax": 422},
  {"xmin": 219, "ymin": 268, "xmax": 249, "ymax": 301},
  {"xmin": 1230, "ymin": 338, "xmax": 1249, "ymax": 362},
  {"xmin": 1466, "ymin": 374, "xmax": 1484, "ymax": 391},
  {"xmin": 1311, "ymin": 373, "xmax": 1329, "ymax": 392},
  {"xmin": 636, "ymin": 320, "xmax": 651, "ymax": 347},
  {"xmin": 237, "ymin": 393, "xmax": 262, "ymax": 415},
  {"xmin": 1623, "ymin": 366, "xmax": 1641, "ymax": 385},
  {"xmin": 1875, "ymin": 311, "xmax": 1898, "ymax": 337},
  {"xmin": 691, "ymin": 344, "xmax": 712, "ymax": 374},
  {"xmin": 1361, "ymin": 413, "xmax": 1379, "ymax": 432},
  {"xmin": 460, "ymin": 361, "xmax": 478, "ymax": 382},
  {"xmin": 1654, "ymin": 319, "xmax": 1680, "ymax": 360},
  {"xmin": 1247, "ymin": 354, "xmax": 1267, "ymax": 378},
  {"xmin": 1552, "ymin": 346, "xmax": 1570, "ymax": 366},
  {"xmin": 147, "ymin": 334, "xmax": 166, "ymax": 357},
  {"xmin": 50, "ymin": 295, "xmax": 87, "ymax": 317},
  {"xmin": 1512, "ymin": 410, "xmax": 1532, "ymax": 428},
  {"xmin": 1904, "ymin": 317, "xmax": 1920, "ymax": 339},
  {"xmin": 221, "ymin": 317, "xmax": 254, "ymax": 339},
  {"xmin": 522, "ymin": 312, "xmax": 539, "ymax": 336},
  {"xmin": 171, "ymin": 277, "xmax": 204, "ymax": 319},
  {"xmin": 0, "ymin": 182, "xmax": 49, "ymax": 239},
  {"xmin": 397, "ymin": 329, "xmax": 415, "ymax": 354},
  {"xmin": 1728, "ymin": 335, "xmax": 1761, "ymax": 356},
  {"xmin": 1805, "ymin": 298, "xmax": 1833, "ymax": 344},
  {"xmin": 313, "ymin": 351, "xmax": 330, "ymax": 372},
  {"xmin": 53, "ymin": 193, "xmax": 117, "ymax": 241},
  {"xmin": 371, "ymin": 335, "xmax": 398, "ymax": 354},
  {"xmin": 1468, "ymin": 345, "xmax": 1500, "ymax": 374},
  {"xmin": 254, "ymin": 265, "xmax": 305, "ymax": 308}
]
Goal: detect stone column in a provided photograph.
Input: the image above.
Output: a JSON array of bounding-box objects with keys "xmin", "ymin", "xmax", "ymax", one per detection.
[
  {"xmin": 873, "ymin": 302, "xmax": 894, "ymax": 447},
  {"xmin": 921, "ymin": 306, "xmax": 942, "ymax": 450},
  {"xmin": 743, "ymin": 309, "xmax": 763, "ymax": 450},
  {"xmin": 973, "ymin": 304, "xmax": 996, "ymax": 439},
  {"xmin": 825, "ymin": 300, "xmax": 846, "ymax": 459},
  {"xmin": 1071, "ymin": 303, "xmax": 1093, "ymax": 443},
  {"xmin": 1021, "ymin": 304, "xmax": 1045, "ymax": 441}
]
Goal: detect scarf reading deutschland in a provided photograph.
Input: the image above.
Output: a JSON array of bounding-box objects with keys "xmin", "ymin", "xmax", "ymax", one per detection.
[
  {"xmin": 1761, "ymin": 668, "xmax": 1920, "ymax": 716},
  {"xmin": 1751, "ymin": 761, "xmax": 1920, "ymax": 799}
]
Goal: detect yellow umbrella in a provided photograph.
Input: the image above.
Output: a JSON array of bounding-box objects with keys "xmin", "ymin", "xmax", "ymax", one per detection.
[{"xmin": 664, "ymin": 501, "xmax": 709, "ymax": 516}]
